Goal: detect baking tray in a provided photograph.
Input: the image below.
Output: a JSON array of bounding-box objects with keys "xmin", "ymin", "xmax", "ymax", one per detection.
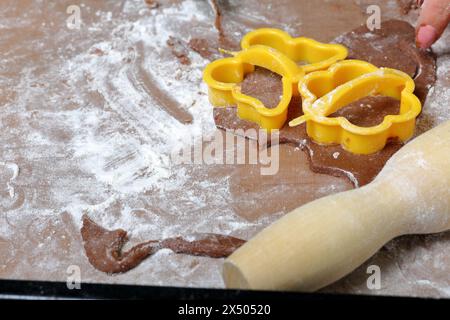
[{"xmin": 0, "ymin": 279, "xmax": 446, "ymax": 302}]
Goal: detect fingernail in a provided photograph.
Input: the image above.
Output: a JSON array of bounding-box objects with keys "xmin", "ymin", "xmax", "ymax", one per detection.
[{"xmin": 416, "ymin": 25, "xmax": 437, "ymax": 49}]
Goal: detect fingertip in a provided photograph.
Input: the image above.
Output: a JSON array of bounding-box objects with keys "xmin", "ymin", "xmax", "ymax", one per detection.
[{"xmin": 416, "ymin": 24, "xmax": 438, "ymax": 49}]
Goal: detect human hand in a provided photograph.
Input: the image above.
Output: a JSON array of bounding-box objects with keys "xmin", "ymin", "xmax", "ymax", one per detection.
[{"xmin": 416, "ymin": 0, "xmax": 450, "ymax": 49}]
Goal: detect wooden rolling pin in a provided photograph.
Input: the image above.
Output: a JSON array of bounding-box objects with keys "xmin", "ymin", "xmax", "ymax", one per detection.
[{"xmin": 223, "ymin": 120, "xmax": 450, "ymax": 291}]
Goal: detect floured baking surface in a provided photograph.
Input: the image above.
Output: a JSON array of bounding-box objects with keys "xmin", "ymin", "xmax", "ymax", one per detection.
[{"xmin": 0, "ymin": 0, "xmax": 449, "ymax": 297}]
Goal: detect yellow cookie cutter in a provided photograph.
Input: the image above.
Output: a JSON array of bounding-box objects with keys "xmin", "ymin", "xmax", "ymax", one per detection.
[
  {"xmin": 203, "ymin": 45, "xmax": 303, "ymax": 130},
  {"xmin": 289, "ymin": 60, "xmax": 422, "ymax": 155},
  {"xmin": 203, "ymin": 29, "xmax": 348, "ymax": 130},
  {"xmin": 241, "ymin": 28, "xmax": 348, "ymax": 73}
]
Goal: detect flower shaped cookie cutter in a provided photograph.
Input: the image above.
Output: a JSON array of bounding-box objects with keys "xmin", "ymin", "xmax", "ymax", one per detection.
[
  {"xmin": 289, "ymin": 60, "xmax": 422, "ymax": 154},
  {"xmin": 203, "ymin": 29, "xmax": 348, "ymax": 130},
  {"xmin": 241, "ymin": 28, "xmax": 348, "ymax": 74},
  {"xmin": 203, "ymin": 45, "xmax": 302, "ymax": 130}
]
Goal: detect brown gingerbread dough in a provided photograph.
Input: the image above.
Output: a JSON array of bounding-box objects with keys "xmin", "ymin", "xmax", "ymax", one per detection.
[
  {"xmin": 214, "ymin": 20, "xmax": 436, "ymax": 187},
  {"xmin": 214, "ymin": 96, "xmax": 402, "ymax": 187},
  {"xmin": 81, "ymin": 215, "xmax": 245, "ymax": 274}
]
